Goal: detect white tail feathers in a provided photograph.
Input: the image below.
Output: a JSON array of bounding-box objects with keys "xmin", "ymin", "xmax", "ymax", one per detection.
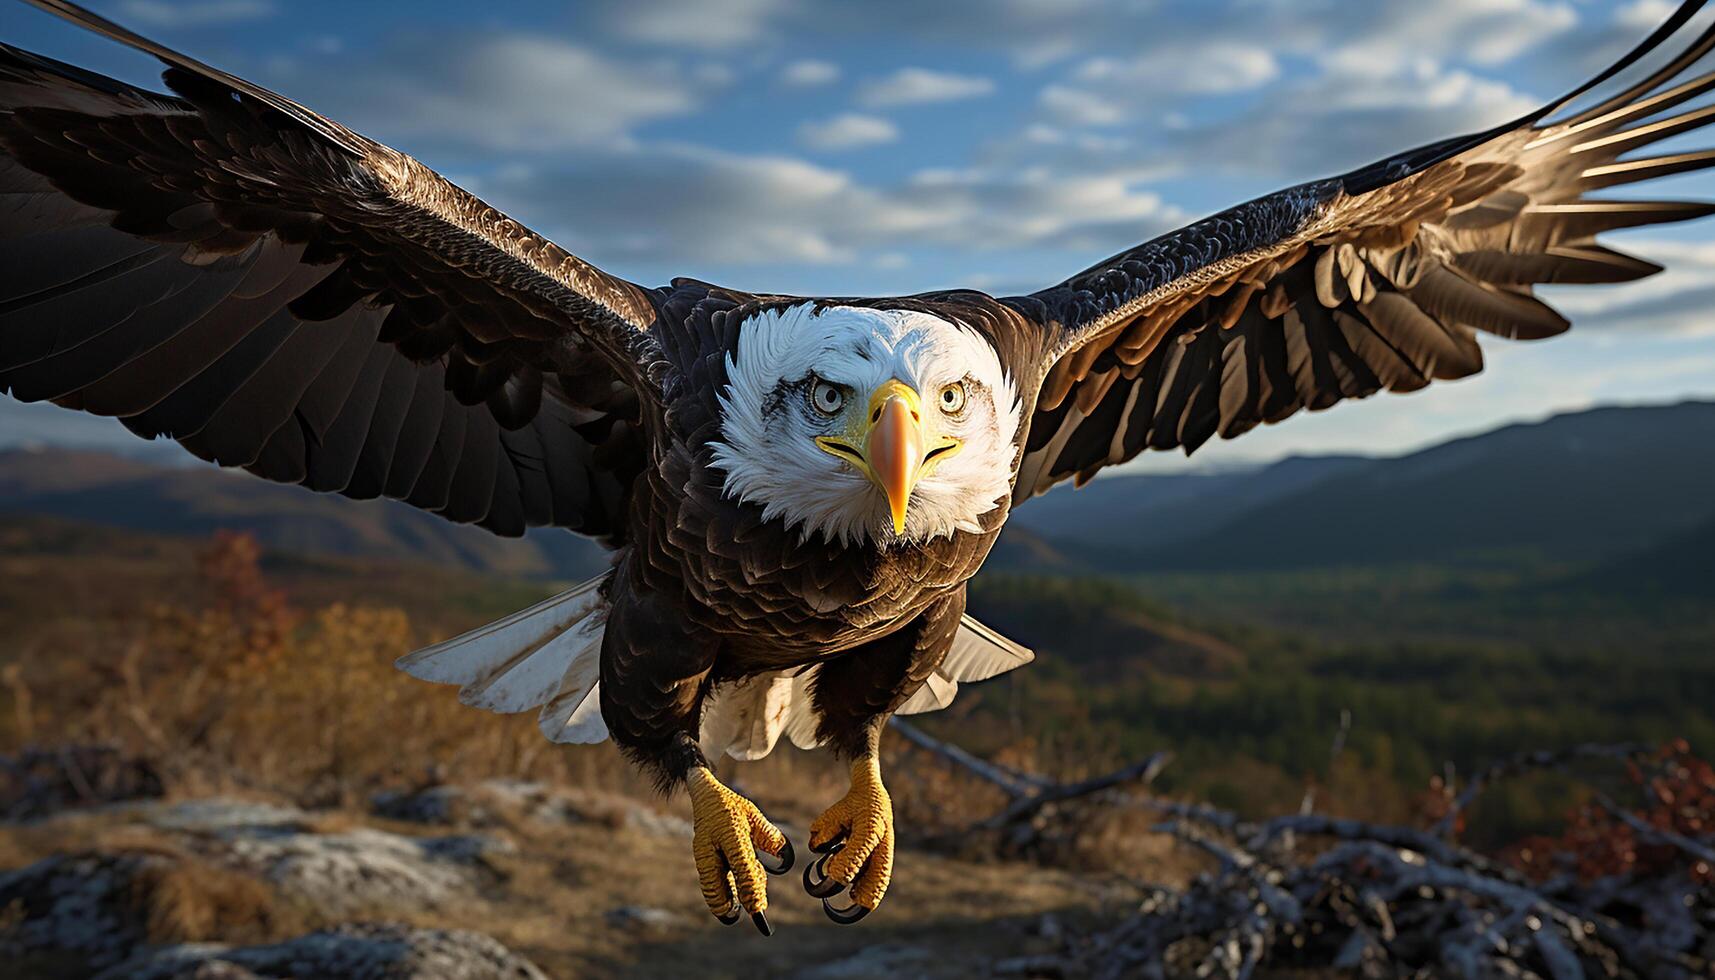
[
  {"xmin": 399, "ymin": 583, "xmax": 1032, "ymax": 759},
  {"xmin": 699, "ymin": 613, "xmax": 1033, "ymax": 761},
  {"xmin": 395, "ymin": 575, "xmax": 610, "ymax": 745},
  {"xmin": 895, "ymin": 613, "xmax": 1034, "ymax": 715}
]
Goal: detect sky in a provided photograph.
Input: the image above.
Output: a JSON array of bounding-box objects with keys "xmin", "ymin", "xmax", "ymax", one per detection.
[{"xmin": 2, "ymin": 0, "xmax": 1714, "ymax": 472}]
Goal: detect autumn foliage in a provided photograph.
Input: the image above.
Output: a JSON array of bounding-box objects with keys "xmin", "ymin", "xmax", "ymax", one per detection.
[
  {"xmin": 3, "ymin": 531, "xmax": 640, "ymax": 807},
  {"xmin": 1501, "ymin": 741, "xmax": 1715, "ymax": 884}
]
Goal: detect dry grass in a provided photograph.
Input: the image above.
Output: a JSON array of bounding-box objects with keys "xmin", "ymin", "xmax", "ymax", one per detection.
[
  {"xmin": 0, "ymin": 532, "xmax": 659, "ymax": 810},
  {"xmin": 124, "ymin": 846, "xmax": 303, "ymax": 945}
]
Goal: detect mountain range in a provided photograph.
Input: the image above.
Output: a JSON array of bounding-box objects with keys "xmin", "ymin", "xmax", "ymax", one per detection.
[
  {"xmin": 0, "ymin": 446, "xmax": 608, "ymax": 581},
  {"xmin": 1000, "ymin": 401, "xmax": 1715, "ymax": 582},
  {"xmin": 1, "ymin": 401, "xmax": 1711, "ymax": 588}
]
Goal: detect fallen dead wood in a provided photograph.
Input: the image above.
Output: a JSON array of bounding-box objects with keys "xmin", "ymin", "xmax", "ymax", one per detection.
[
  {"xmin": 893, "ymin": 719, "xmax": 1713, "ymax": 979},
  {"xmin": 1051, "ymin": 807, "xmax": 1710, "ymax": 980},
  {"xmin": 1431, "ymin": 742, "xmax": 1651, "ymax": 838},
  {"xmin": 889, "ymin": 717, "xmax": 1170, "ymax": 847}
]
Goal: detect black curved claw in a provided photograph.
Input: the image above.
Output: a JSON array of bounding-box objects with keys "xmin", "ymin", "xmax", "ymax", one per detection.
[
  {"xmin": 758, "ymin": 836, "xmax": 795, "ymax": 875},
  {"xmin": 803, "ymin": 852, "xmax": 847, "ymax": 899},
  {"xmin": 715, "ymin": 908, "xmax": 740, "ymax": 926},
  {"xmin": 822, "ymin": 898, "xmax": 870, "ymax": 925},
  {"xmin": 751, "ymin": 910, "xmax": 773, "ymax": 936},
  {"xmin": 809, "ymin": 830, "xmax": 849, "ymax": 855}
]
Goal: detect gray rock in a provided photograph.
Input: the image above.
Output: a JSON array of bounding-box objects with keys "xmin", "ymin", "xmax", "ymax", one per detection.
[
  {"xmin": 98, "ymin": 943, "xmax": 255, "ymax": 979},
  {"xmin": 371, "ymin": 780, "xmax": 692, "ymax": 838},
  {"xmin": 604, "ymin": 905, "xmax": 682, "ymax": 929},
  {"xmin": 790, "ymin": 945, "xmax": 936, "ymax": 979},
  {"xmin": 0, "ymin": 851, "xmax": 162, "ymax": 970},
  {"xmin": 620, "ymin": 805, "xmax": 693, "ymax": 839},
  {"xmin": 371, "ymin": 785, "xmax": 468, "ymax": 826},
  {"xmin": 220, "ymin": 826, "xmax": 513, "ymax": 914},
  {"xmin": 98, "ymin": 923, "xmax": 549, "ymax": 980},
  {"xmin": 145, "ymin": 798, "xmax": 312, "ymax": 833}
]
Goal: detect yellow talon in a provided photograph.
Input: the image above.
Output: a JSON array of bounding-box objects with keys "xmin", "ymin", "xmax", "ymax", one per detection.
[
  {"xmin": 688, "ymin": 766, "xmax": 788, "ymax": 934},
  {"xmin": 807, "ymin": 754, "xmax": 895, "ymax": 912}
]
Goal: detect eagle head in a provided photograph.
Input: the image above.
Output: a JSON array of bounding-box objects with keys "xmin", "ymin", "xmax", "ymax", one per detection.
[{"xmin": 710, "ymin": 303, "xmax": 1022, "ymax": 547}]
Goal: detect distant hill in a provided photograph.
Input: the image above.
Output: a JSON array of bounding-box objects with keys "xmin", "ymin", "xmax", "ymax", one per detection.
[
  {"xmin": 968, "ymin": 575, "xmax": 1246, "ymax": 681},
  {"xmin": 3, "ymin": 401, "xmax": 1711, "ymax": 586},
  {"xmin": 1568, "ymin": 511, "xmax": 1715, "ymax": 599},
  {"xmin": 1011, "ymin": 401, "xmax": 1715, "ymax": 576},
  {"xmin": 0, "ymin": 448, "xmax": 606, "ymax": 581},
  {"xmin": 1006, "ymin": 454, "xmax": 1369, "ymax": 557}
]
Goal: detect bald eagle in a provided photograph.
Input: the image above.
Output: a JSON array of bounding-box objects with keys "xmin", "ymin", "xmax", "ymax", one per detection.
[{"xmin": 5, "ymin": 0, "xmax": 1715, "ymax": 933}]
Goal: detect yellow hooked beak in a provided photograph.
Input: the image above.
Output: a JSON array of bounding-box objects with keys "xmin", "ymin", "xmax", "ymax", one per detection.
[{"xmin": 816, "ymin": 380, "xmax": 962, "ymax": 535}]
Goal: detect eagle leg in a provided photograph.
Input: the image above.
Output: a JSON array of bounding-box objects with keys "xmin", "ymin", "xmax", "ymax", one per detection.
[
  {"xmin": 596, "ymin": 568, "xmax": 795, "ymax": 929},
  {"xmin": 804, "ymin": 753, "xmax": 895, "ymax": 922},
  {"xmin": 688, "ymin": 765, "xmax": 791, "ymax": 935},
  {"xmin": 798, "ymin": 591, "xmax": 962, "ymax": 922}
]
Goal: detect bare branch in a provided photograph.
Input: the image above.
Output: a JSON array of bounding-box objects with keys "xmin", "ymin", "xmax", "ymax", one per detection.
[
  {"xmin": 975, "ymin": 750, "xmax": 1172, "ymax": 831},
  {"xmin": 1299, "ymin": 707, "xmax": 1351, "ymax": 817},
  {"xmin": 1433, "ymin": 742, "xmax": 1650, "ymax": 838},
  {"xmin": 889, "ymin": 715, "xmax": 1170, "ymax": 830},
  {"xmin": 1247, "ymin": 812, "xmax": 1527, "ymax": 882},
  {"xmin": 887, "ymin": 717, "xmax": 1043, "ymax": 797},
  {"xmin": 1596, "ymin": 794, "xmax": 1715, "ymax": 869}
]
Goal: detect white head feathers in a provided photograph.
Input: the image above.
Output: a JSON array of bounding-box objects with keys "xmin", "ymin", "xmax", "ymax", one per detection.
[{"xmin": 709, "ymin": 303, "xmax": 1022, "ymax": 547}]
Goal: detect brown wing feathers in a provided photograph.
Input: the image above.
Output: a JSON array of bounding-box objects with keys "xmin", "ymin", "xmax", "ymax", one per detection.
[
  {"xmin": 1012, "ymin": 0, "xmax": 1715, "ymax": 499},
  {"xmin": 0, "ymin": 10, "xmax": 658, "ymax": 542}
]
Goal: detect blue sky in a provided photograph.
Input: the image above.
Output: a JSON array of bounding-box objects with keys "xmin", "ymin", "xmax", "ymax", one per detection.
[{"xmin": 3, "ymin": 0, "xmax": 1715, "ymax": 471}]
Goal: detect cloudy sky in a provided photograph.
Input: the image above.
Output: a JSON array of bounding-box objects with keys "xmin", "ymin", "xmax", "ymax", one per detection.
[{"xmin": 3, "ymin": 0, "xmax": 1714, "ymax": 470}]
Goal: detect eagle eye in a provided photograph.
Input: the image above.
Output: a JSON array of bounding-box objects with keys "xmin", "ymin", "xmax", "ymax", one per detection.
[
  {"xmin": 811, "ymin": 378, "xmax": 846, "ymax": 416},
  {"xmin": 938, "ymin": 381, "xmax": 967, "ymax": 416}
]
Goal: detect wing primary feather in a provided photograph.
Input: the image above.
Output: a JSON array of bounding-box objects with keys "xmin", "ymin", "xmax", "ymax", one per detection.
[
  {"xmin": 342, "ymin": 354, "xmax": 420, "ymax": 500},
  {"xmin": 406, "ymin": 396, "xmax": 469, "ymax": 514},
  {"xmin": 1579, "ymin": 149, "xmax": 1715, "ymax": 188},
  {"xmin": 382, "ymin": 360, "xmax": 448, "ymax": 500},
  {"xmin": 180, "ymin": 304, "xmax": 379, "ymax": 468},
  {"xmin": 1556, "ymin": 9, "xmax": 1715, "ymax": 130},
  {"xmin": 1453, "ymin": 246, "xmax": 1663, "ymax": 285},
  {"xmin": 441, "ymin": 411, "xmax": 501, "ymax": 526},
  {"xmin": 1542, "ymin": 0, "xmax": 1712, "ymax": 126},
  {"xmin": 1571, "ymin": 102, "xmax": 1715, "ymax": 155},
  {"xmin": 18, "ymin": 0, "xmax": 370, "ymax": 155},
  {"xmin": 301, "ymin": 342, "xmax": 393, "ymax": 493}
]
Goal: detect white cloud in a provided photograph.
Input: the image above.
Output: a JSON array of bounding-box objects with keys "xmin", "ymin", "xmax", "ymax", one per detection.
[
  {"xmin": 605, "ymin": 0, "xmax": 789, "ymax": 49},
  {"xmin": 797, "ymin": 113, "xmax": 900, "ymax": 151},
  {"xmin": 1315, "ymin": 0, "xmax": 1578, "ymax": 69},
  {"xmin": 858, "ymin": 68, "xmax": 995, "ymax": 107},
  {"xmin": 1037, "ymin": 85, "xmax": 1124, "ymax": 127},
  {"xmin": 1616, "ymin": 0, "xmax": 1678, "ymax": 32},
  {"xmin": 1549, "ymin": 240, "xmax": 1715, "ymax": 338},
  {"xmin": 1315, "ymin": 58, "xmax": 1538, "ymax": 115},
  {"xmin": 269, "ymin": 35, "xmax": 702, "ymax": 152},
  {"xmin": 1073, "ymin": 42, "xmax": 1280, "ymax": 95},
  {"xmin": 779, "ymin": 59, "xmax": 841, "ymax": 87},
  {"xmin": 1050, "ymin": 52, "xmax": 1544, "ymax": 184},
  {"xmin": 873, "ymin": 252, "xmax": 910, "ymax": 269},
  {"xmin": 117, "ymin": 0, "xmax": 274, "ymax": 26},
  {"xmin": 772, "ymin": 0, "xmax": 1119, "ymax": 67},
  {"xmin": 485, "ymin": 144, "xmax": 1183, "ymax": 275},
  {"xmin": 997, "ymin": 0, "xmax": 1575, "ymax": 166}
]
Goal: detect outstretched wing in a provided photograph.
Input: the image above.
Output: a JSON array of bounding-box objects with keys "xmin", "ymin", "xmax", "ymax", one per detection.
[
  {"xmin": 1008, "ymin": 0, "xmax": 1715, "ymax": 501},
  {"xmin": 0, "ymin": 1, "xmax": 663, "ymax": 541}
]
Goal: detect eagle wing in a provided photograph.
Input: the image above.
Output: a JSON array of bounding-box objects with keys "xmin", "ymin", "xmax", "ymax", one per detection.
[
  {"xmin": 1008, "ymin": 0, "xmax": 1715, "ymax": 502},
  {"xmin": 0, "ymin": 1, "xmax": 662, "ymax": 542}
]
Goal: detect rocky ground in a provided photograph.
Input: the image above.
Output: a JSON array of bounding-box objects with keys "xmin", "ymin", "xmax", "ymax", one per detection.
[
  {"xmin": 0, "ymin": 771, "xmax": 1159, "ymax": 979},
  {"xmin": 4, "ymin": 742, "xmax": 1709, "ymax": 978}
]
